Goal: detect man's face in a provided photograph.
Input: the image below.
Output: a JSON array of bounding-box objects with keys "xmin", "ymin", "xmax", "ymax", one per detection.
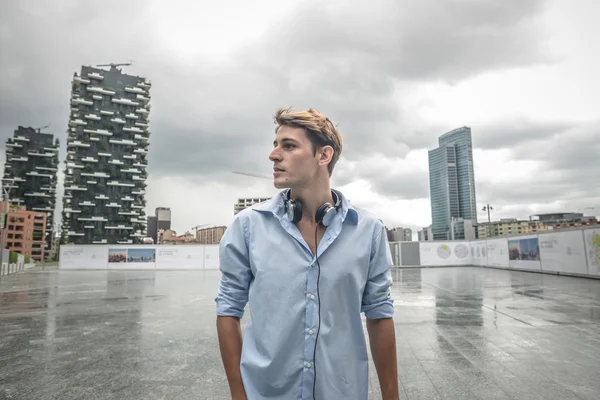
[{"xmin": 269, "ymin": 125, "xmax": 319, "ymax": 189}]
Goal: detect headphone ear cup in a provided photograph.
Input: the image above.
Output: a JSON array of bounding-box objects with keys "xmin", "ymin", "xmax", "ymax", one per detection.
[
  {"xmin": 288, "ymin": 199, "xmax": 302, "ymax": 223},
  {"xmin": 316, "ymin": 203, "xmax": 335, "ymax": 226}
]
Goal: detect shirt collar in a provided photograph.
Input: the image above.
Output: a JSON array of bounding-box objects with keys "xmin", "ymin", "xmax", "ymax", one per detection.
[{"xmin": 253, "ymin": 188, "xmax": 359, "ymax": 225}]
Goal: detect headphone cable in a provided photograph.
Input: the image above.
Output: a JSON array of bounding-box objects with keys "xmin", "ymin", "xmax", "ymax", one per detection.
[{"xmin": 312, "ymin": 223, "xmax": 321, "ymax": 400}]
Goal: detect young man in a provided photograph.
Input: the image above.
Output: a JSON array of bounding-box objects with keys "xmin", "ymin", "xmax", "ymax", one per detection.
[{"xmin": 215, "ymin": 107, "xmax": 399, "ymax": 400}]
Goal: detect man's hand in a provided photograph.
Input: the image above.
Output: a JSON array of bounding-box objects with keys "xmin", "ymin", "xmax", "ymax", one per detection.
[{"xmin": 367, "ymin": 317, "xmax": 399, "ymax": 400}]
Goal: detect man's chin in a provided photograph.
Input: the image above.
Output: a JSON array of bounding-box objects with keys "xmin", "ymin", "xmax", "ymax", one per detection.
[{"xmin": 273, "ymin": 179, "xmax": 291, "ymax": 189}]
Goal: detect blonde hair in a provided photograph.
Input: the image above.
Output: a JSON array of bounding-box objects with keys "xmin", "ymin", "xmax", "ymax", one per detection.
[{"xmin": 273, "ymin": 107, "xmax": 343, "ymax": 176}]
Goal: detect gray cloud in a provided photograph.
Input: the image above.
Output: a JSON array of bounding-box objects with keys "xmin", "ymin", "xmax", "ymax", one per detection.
[{"xmin": 4, "ymin": 0, "xmax": 587, "ymax": 229}]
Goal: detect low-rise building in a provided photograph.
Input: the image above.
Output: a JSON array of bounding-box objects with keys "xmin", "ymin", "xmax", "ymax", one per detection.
[{"xmin": 0, "ymin": 202, "xmax": 47, "ymax": 262}]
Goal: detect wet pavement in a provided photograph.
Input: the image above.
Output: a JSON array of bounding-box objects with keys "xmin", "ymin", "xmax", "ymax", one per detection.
[{"xmin": 1, "ymin": 266, "xmax": 599, "ymax": 400}]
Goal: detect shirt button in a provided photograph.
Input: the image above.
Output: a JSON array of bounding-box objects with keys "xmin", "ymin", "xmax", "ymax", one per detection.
[
  {"xmin": 308, "ymin": 329, "xmax": 314, "ymax": 335},
  {"xmin": 306, "ymin": 362, "xmax": 312, "ymax": 368},
  {"xmin": 309, "ymin": 295, "xmax": 315, "ymax": 300}
]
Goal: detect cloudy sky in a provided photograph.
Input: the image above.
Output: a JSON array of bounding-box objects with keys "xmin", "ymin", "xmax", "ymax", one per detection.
[{"xmin": 1, "ymin": 0, "xmax": 599, "ymax": 238}]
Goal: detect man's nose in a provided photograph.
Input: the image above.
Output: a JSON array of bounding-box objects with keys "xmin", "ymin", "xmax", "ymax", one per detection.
[{"xmin": 269, "ymin": 148, "xmax": 281, "ymax": 161}]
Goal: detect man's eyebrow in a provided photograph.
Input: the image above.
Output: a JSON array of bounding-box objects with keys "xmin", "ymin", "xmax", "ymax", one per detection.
[{"xmin": 273, "ymin": 138, "xmax": 298, "ymax": 146}]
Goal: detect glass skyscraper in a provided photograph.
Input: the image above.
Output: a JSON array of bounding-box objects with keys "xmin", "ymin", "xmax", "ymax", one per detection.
[{"xmin": 428, "ymin": 127, "xmax": 478, "ymax": 240}]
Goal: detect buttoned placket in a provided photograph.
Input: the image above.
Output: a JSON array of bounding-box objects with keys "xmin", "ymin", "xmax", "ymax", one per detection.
[{"xmin": 277, "ymin": 211, "xmax": 344, "ymax": 399}]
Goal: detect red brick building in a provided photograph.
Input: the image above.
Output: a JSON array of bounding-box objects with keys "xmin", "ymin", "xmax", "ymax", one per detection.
[{"xmin": 0, "ymin": 202, "xmax": 47, "ymax": 262}]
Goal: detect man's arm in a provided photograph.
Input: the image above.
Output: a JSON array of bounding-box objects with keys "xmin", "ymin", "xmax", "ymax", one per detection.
[
  {"xmin": 362, "ymin": 224, "xmax": 399, "ymax": 400},
  {"xmin": 214, "ymin": 215, "xmax": 253, "ymax": 400},
  {"xmin": 217, "ymin": 316, "xmax": 247, "ymax": 400},
  {"xmin": 367, "ymin": 318, "xmax": 399, "ymax": 400}
]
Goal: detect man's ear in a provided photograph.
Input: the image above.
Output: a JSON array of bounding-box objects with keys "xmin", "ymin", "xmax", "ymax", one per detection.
[{"xmin": 319, "ymin": 145, "xmax": 334, "ymax": 165}]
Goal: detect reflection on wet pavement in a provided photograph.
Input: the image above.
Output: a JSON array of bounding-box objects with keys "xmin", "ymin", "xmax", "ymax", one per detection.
[{"xmin": 1, "ymin": 267, "xmax": 599, "ymax": 399}]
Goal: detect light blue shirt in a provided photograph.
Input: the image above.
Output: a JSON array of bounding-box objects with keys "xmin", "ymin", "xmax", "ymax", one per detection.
[{"xmin": 215, "ymin": 189, "xmax": 394, "ymax": 400}]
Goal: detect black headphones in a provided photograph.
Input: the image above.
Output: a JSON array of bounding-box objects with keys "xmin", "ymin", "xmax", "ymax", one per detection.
[{"xmin": 284, "ymin": 189, "xmax": 341, "ymax": 226}]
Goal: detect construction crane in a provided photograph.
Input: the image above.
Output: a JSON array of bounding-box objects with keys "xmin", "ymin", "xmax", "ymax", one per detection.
[
  {"xmin": 95, "ymin": 61, "xmax": 133, "ymax": 71},
  {"xmin": 232, "ymin": 170, "xmax": 271, "ymax": 180},
  {"xmin": 35, "ymin": 123, "xmax": 50, "ymax": 133}
]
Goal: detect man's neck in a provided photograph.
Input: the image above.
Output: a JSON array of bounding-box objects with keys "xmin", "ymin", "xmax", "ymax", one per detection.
[{"xmin": 290, "ymin": 183, "xmax": 334, "ymax": 225}]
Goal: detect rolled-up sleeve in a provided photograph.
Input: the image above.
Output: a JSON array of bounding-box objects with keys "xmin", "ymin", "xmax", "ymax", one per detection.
[
  {"xmin": 361, "ymin": 224, "xmax": 394, "ymax": 319},
  {"xmin": 215, "ymin": 214, "xmax": 253, "ymax": 318}
]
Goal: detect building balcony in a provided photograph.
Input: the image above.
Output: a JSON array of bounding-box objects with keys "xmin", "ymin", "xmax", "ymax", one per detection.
[
  {"xmin": 69, "ymin": 118, "xmax": 87, "ymax": 126},
  {"xmin": 32, "ymin": 206, "xmax": 53, "ymax": 212},
  {"xmin": 134, "ymin": 148, "xmax": 148, "ymax": 154},
  {"xmin": 98, "ymin": 152, "xmax": 112, "ymax": 157},
  {"xmin": 121, "ymin": 168, "xmax": 141, "ymax": 174},
  {"xmin": 123, "ymin": 154, "xmax": 136, "ymax": 160},
  {"xmin": 87, "ymin": 86, "xmax": 115, "ymax": 95},
  {"xmin": 137, "ymin": 81, "xmax": 151, "ymax": 89},
  {"xmin": 79, "ymin": 201, "xmax": 96, "ymax": 206},
  {"xmin": 132, "ymin": 175, "xmax": 144, "ymax": 181},
  {"xmin": 67, "ymin": 140, "xmax": 90, "ymax": 148},
  {"xmin": 105, "ymin": 225, "xmax": 134, "ymax": 230},
  {"xmin": 12, "ymin": 177, "xmax": 26, "ymax": 182},
  {"xmin": 6, "ymin": 143, "xmax": 23, "ymax": 148},
  {"xmin": 109, "ymin": 160, "xmax": 125, "ymax": 166},
  {"xmin": 93, "ymin": 239, "xmax": 108, "ymax": 244},
  {"xmin": 124, "ymin": 113, "xmax": 138, "ymax": 120},
  {"xmin": 98, "ymin": 129, "xmax": 112, "ymax": 136},
  {"xmin": 87, "ymin": 72, "xmax": 103, "ymax": 80},
  {"xmin": 43, "ymin": 147, "xmax": 59, "ymax": 153},
  {"xmin": 66, "ymin": 162, "xmax": 84, "ymax": 169},
  {"xmin": 84, "ymin": 225, "xmax": 95, "ymax": 229},
  {"xmin": 123, "ymin": 126, "xmax": 144, "ymax": 133},
  {"xmin": 81, "ymin": 172, "xmax": 110, "ymax": 178},
  {"xmin": 119, "ymin": 211, "xmax": 139, "ymax": 216},
  {"xmin": 107, "ymin": 181, "xmax": 135, "ymax": 187},
  {"xmin": 9, "ymin": 156, "xmax": 29, "ymax": 161},
  {"xmin": 73, "ymin": 75, "xmax": 91, "ymax": 84},
  {"xmin": 36, "ymin": 166, "xmax": 59, "ymax": 172},
  {"xmin": 118, "ymin": 240, "xmax": 134, "ymax": 244},
  {"xmin": 100, "ymin": 110, "xmax": 114, "ymax": 116},
  {"xmin": 112, "ymin": 98, "xmax": 139, "ymax": 106},
  {"xmin": 78, "ymin": 216, "xmax": 109, "ymax": 222},
  {"xmin": 135, "ymin": 108, "xmax": 149, "ymax": 115},
  {"xmin": 134, "ymin": 122, "xmax": 149, "ymax": 128},
  {"xmin": 86, "ymin": 180, "xmax": 97, "ymax": 185},
  {"xmin": 65, "ymin": 185, "xmax": 87, "ymax": 191},
  {"xmin": 25, "ymin": 192, "xmax": 51, "ymax": 198},
  {"xmin": 109, "ymin": 139, "xmax": 136, "ymax": 146},
  {"xmin": 92, "ymin": 95, "xmax": 102, "ymax": 100},
  {"xmin": 111, "ymin": 117, "xmax": 126, "ymax": 124},
  {"xmin": 125, "ymin": 86, "xmax": 146, "ymax": 94},
  {"xmin": 135, "ymin": 134, "xmax": 149, "ymax": 142},
  {"xmin": 95, "ymin": 194, "xmax": 109, "ymax": 200},
  {"xmin": 131, "ymin": 190, "xmax": 146, "ymax": 195},
  {"xmin": 68, "ymin": 231, "xmax": 85, "ymax": 236},
  {"xmin": 81, "ymin": 157, "xmax": 98, "ymax": 163},
  {"xmin": 13, "ymin": 136, "xmax": 30, "ymax": 142},
  {"xmin": 63, "ymin": 208, "xmax": 82, "ymax": 214},
  {"xmin": 131, "ymin": 204, "xmax": 144, "ymax": 209},
  {"xmin": 41, "ymin": 186, "xmax": 57, "ymax": 192},
  {"xmin": 71, "ymin": 98, "xmax": 93, "ymax": 106},
  {"xmin": 84, "ymin": 113, "xmax": 101, "ymax": 121},
  {"xmin": 27, "ymin": 151, "xmax": 54, "ymax": 158},
  {"xmin": 121, "ymin": 196, "xmax": 135, "ymax": 202},
  {"xmin": 26, "ymin": 171, "xmax": 53, "ymax": 178},
  {"xmin": 106, "ymin": 202, "xmax": 121, "ymax": 208}
]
